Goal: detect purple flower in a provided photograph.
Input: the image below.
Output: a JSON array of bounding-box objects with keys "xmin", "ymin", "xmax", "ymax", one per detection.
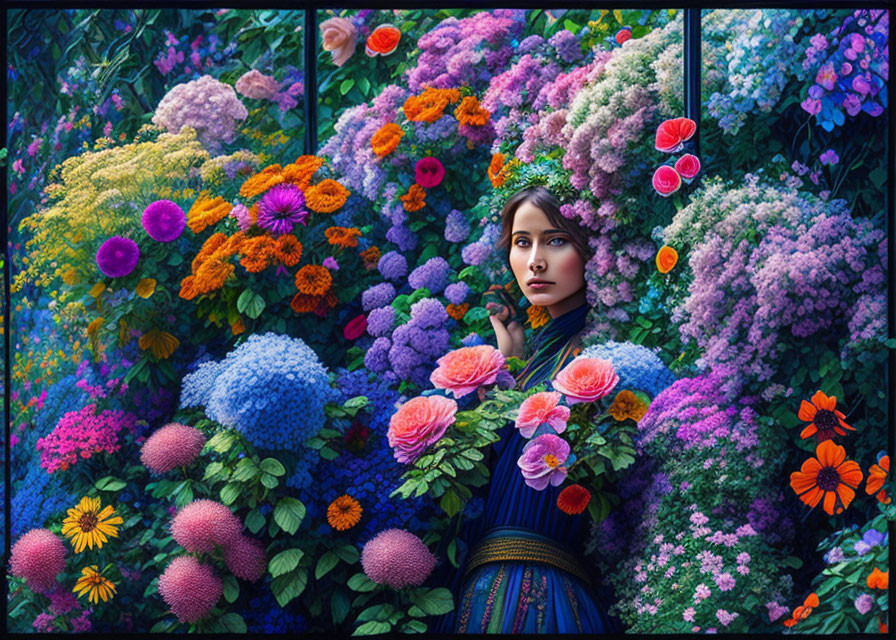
[
  {"xmin": 516, "ymin": 433, "xmax": 570, "ymax": 490},
  {"xmin": 461, "ymin": 332, "xmax": 485, "ymax": 347},
  {"xmin": 716, "ymin": 610, "xmax": 739, "ymax": 627},
  {"xmin": 461, "ymin": 242, "xmax": 491, "ymax": 266},
  {"xmin": 843, "ymin": 94, "xmax": 862, "ymax": 116},
  {"xmin": 853, "ymin": 540, "xmax": 872, "ymax": 556},
  {"xmin": 377, "ymin": 251, "xmax": 408, "ymax": 281},
  {"xmin": 257, "ymin": 184, "xmax": 308, "ymax": 235},
  {"xmin": 862, "ymin": 529, "xmax": 886, "ymax": 548},
  {"xmin": 361, "ymin": 283, "xmax": 396, "ymax": 311},
  {"xmin": 408, "ymin": 257, "xmax": 451, "ymax": 294},
  {"xmin": 801, "ymin": 97, "xmax": 822, "ymax": 115},
  {"xmin": 96, "ymin": 236, "xmax": 140, "ymax": 278},
  {"xmin": 366, "ymin": 306, "xmax": 395, "ymax": 337},
  {"xmin": 444, "ymin": 210, "xmax": 470, "ymax": 243},
  {"xmin": 854, "ymin": 594, "xmax": 873, "ymax": 615},
  {"xmin": 142, "ymin": 198, "xmax": 186, "ymax": 242},
  {"xmin": 819, "ymin": 149, "xmax": 840, "ymax": 166},
  {"xmin": 444, "ymin": 282, "xmax": 470, "ymax": 305},
  {"xmin": 816, "ymin": 62, "xmax": 837, "ymax": 90},
  {"xmin": 409, "ymin": 298, "xmax": 448, "ymax": 328},
  {"xmin": 364, "ymin": 337, "xmax": 392, "ymax": 373},
  {"xmin": 824, "ymin": 546, "xmax": 844, "ymax": 564},
  {"xmin": 386, "ymin": 224, "xmax": 417, "ymax": 252},
  {"xmin": 322, "ymin": 256, "xmax": 339, "ymax": 271},
  {"xmin": 714, "ymin": 572, "xmax": 735, "ymax": 591}
]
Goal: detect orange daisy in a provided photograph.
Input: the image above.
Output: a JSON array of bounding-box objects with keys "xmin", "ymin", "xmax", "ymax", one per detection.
[
  {"xmin": 798, "ymin": 390, "xmax": 855, "ymax": 441},
  {"xmin": 231, "ymin": 319, "xmax": 246, "ymax": 336},
  {"xmin": 790, "ymin": 439, "xmax": 863, "ymax": 515},
  {"xmin": 782, "ymin": 593, "xmax": 819, "ymax": 628},
  {"xmin": 865, "ymin": 455, "xmax": 890, "ymax": 504},
  {"xmin": 371, "ymin": 123, "xmax": 404, "ymax": 157},
  {"xmin": 192, "ymin": 232, "xmax": 228, "ymax": 272},
  {"xmin": 400, "ymin": 184, "xmax": 427, "ymax": 212},
  {"xmin": 272, "ymin": 235, "xmax": 303, "ymax": 267},
  {"xmin": 294, "ymin": 265, "xmax": 333, "ymax": 296},
  {"xmin": 454, "ymin": 95, "xmax": 490, "ymax": 126},
  {"xmin": 305, "ymin": 179, "xmax": 350, "ymax": 213},
  {"xmin": 239, "ymin": 164, "xmax": 285, "ymax": 199},
  {"xmin": 324, "ymin": 226, "xmax": 362, "ymax": 249},
  {"xmin": 402, "ymin": 87, "xmax": 460, "ymax": 123}
]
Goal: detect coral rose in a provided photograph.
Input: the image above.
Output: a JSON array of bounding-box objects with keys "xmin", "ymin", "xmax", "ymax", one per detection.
[
  {"xmin": 319, "ymin": 17, "xmax": 358, "ymax": 67},
  {"xmin": 656, "ymin": 245, "xmax": 678, "ymax": 274},
  {"xmin": 517, "ymin": 434, "xmax": 571, "ymax": 491},
  {"xmin": 652, "ymin": 165, "xmax": 682, "ymax": 197},
  {"xmin": 430, "ymin": 345, "xmax": 506, "ymax": 399},
  {"xmin": 552, "ymin": 357, "xmax": 619, "ymax": 405},
  {"xmin": 414, "ymin": 157, "xmax": 445, "ymax": 189},
  {"xmin": 674, "ymin": 154, "xmax": 701, "ymax": 180},
  {"xmin": 365, "ymin": 24, "xmax": 401, "ymax": 57},
  {"xmin": 515, "ymin": 391, "xmax": 570, "ymax": 438},
  {"xmin": 655, "ymin": 117, "xmax": 697, "ymax": 153},
  {"xmin": 387, "ymin": 395, "xmax": 458, "ymax": 464}
]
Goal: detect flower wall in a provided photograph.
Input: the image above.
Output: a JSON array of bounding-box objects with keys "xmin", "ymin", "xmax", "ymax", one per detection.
[{"xmin": 6, "ymin": 6, "xmax": 891, "ymax": 636}]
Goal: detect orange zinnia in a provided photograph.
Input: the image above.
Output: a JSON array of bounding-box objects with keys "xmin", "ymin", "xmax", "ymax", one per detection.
[
  {"xmin": 527, "ymin": 304, "xmax": 550, "ymax": 329},
  {"xmin": 402, "ymin": 87, "xmax": 460, "ymax": 123},
  {"xmin": 865, "ymin": 455, "xmax": 890, "ymax": 504},
  {"xmin": 305, "ymin": 179, "xmax": 350, "ymax": 213},
  {"xmin": 557, "ymin": 484, "xmax": 591, "ymax": 515},
  {"xmin": 187, "ymin": 194, "xmax": 232, "ymax": 234},
  {"xmin": 790, "ymin": 439, "xmax": 863, "ymax": 516},
  {"xmin": 192, "ymin": 232, "xmax": 228, "ymax": 272},
  {"xmin": 324, "ymin": 226, "xmax": 362, "ymax": 249},
  {"xmin": 239, "ymin": 164, "xmax": 285, "ymax": 199},
  {"xmin": 400, "ymin": 184, "xmax": 426, "ymax": 212},
  {"xmin": 446, "ymin": 303, "xmax": 469, "ymax": 321},
  {"xmin": 239, "ymin": 236, "xmax": 274, "ymax": 273},
  {"xmin": 798, "ymin": 390, "xmax": 855, "ymax": 442},
  {"xmin": 371, "ymin": 123, "xmax": 404, "ymax": 157},
  {"xmin": 294, "ymin": 265, "xmax": 333, "ymax": 296},
  {"xmin": 454, "ymin": 96, "xmax": 490, "ymax": 126},
  {"xmin": 327, "ymin": 495, "xmax": 363, "ymax": 531},
  {"xmin": 194, "ymin": 256, "xmax": 234, "ymax": 293},
  {"xmin": 273, "ymin": 235, "xmax": 303, "ymax": 267},
  {"xmin": 488, "ymin": 153, "xmax": 509, "ymax": 188},
  {"xmin": 867, "ymin": 567, "xmax": 889, "ymax": 589},
  {"xmin": 360, "ymin": 246, "xmax": 381, "ymax": 269},
  {"xmin": 782, "ymin": 593, "xmax": 819, "ymax": 628},
  {"xmin": 656, "ymin": 246, "xmax": 678, "ymax": 274},
  {"xmin": 291, "ymin": 293, "xmax": 322, "ymax": 314}
]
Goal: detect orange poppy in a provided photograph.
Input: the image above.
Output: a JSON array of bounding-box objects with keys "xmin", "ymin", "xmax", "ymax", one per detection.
[
  {"xmin": 273, "ymin": 235, "xmax": 303, "ymax": 267},
  {"xmin": 366, "ymin": 24, "xmax": 401, "ymax": 56},
  {"xmin": 305, "ymin": 179, "xmax": 350, "ymax": 213},
  {"xmin": 527, "ymin": 305, "xmax": 550, "ymax": 329},
  {"xmin": 790, "ymin": 440, "xmax": 863, "ymax": 515},
  {"xmin": 867, "ymin": 567, "xmax": 888, "ymax": 589},
  {"xmin": 400, "ymin": 184, "xmax": 426, "ymax": 212},
  {"xmin": 798, "ymin": 390, "xmax": 855, "ymax": 441},
  {"xmin": 360, "ymin": 246, "xmax": 381, "ymax": 269},
  {"xmin": 557, "ymin": 484, "xmax": 591, "ymax": 515},
  {"xmin": 371, "ymin": 123, "xmax": 404, "ymax": 157},
  {"xmin": 446, "ymin": 303, "xmax": 469, "ymax": 321},
  {"xmin": 187, "ymin": 194, "xmax": 232, "ymax": 234},
  {"xmin": 656, "ymin": 246, "xmax": 678, "ymax": 274},
  {"xmin": 488, "ymin": 153, "xmax": 509, "ymax": 188},
  {"xmin": 324, "ymin": 226, "xmax": 362, "ymax": 249},
  {"xmin": 454, "ymin": 95, "xmax": 490, "ymax": 126},
  {"xmin": 239, "ymin": 164, "xmax": 285, "ymax": 199},
  {"xmin": 782, "ymin": 592, "xmax": 819, "ymax": 627},
  {"xmin": 294, "ymin": 265, "xmax": 333, "ymax": 296},
  {"xmin": 865, "ymin": 455, "xmax": 890, "ymax": 504}
]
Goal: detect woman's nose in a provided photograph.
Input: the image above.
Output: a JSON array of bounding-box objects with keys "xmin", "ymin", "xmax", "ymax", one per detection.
[{"xmin": 528, "ymin": 247, "xmax": 546, "ymax": 272}]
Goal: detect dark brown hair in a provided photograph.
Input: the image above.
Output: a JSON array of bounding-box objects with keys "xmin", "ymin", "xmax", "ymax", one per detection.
[{"xmin": 495, "ymin": 186, "xmax": 592, "ymax": 265}]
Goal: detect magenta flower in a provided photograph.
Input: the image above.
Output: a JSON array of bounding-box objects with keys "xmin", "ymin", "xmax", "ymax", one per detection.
[
  {"xmin": 801, "ymin": 97, "xmax": 822, "ymax": 115},
  {"xmin": 615, "ymin": 27, "xmax": 632, "ymax": 45},
  {"xmin": 819, "ymin": 149, "xmax": 839, "ymax": 166},
  {"xmin": 652, "ymin": 165, "xmax": 682, "ymax": 197},
  {"xmin": 257, "ymin": 184, "xmax": 308, "ymax": 235},
  {"xmin": 816, "ymin": 62, "xmax": 837, "ymax": 91},
  {"xmin": 517, "ymin": 433, "xmax": 571, "ymax": 490},
  {"xmin": 96, "ymin": 236, "xmax": 140, "ymax": 278},
  {"xmin": 674, "ymin": 154, "xmax": 701, "ymax": 180},
  {"xmin": 158, "ymin": 556, "xmax": 222, "ymax": 623},
  {"xmin": 10, "ymin": 529, "xmax": 66, "ymax": 594},
  {"xmin": 414, "ymin": 157, "xmax": 445, "ymax": 189},
  {"xmin": 142, "ymin": 200, "xmax": 186, "ymax": 242}
]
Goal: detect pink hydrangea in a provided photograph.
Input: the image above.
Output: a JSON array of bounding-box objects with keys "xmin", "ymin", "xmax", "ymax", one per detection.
[
  {"xmin": 223, "ymin": 536, "xmax": 267, "ymax": 582},
  {"xmin": 429, "ymin": 345, "xmax": 506, "ymax": 399},
  {"xmin": 158, "ymin": 556, "xmax": 223, "ymax": 623},
  {"xmin": 10, "ymin": 529, "xmax": 66, "ymax": 594},
  {"xmin": 361, "ymin": 529, "xmax": 436, "ymax": 589},
  {"xmin": 36, "ymin": 405, "xmax": 138, "ymax": 473},
  {"xmin": 514, "ymin": 391, "xmax": 570, "ymax": 438},
  {"xmin": 140, "ymin": 423, "xmax": 206, "ymax": 474},
  {"xmin": 387, "ymin": 395, "xmax": 458, "ymax": 464},
  {"xmin": 235, "ymin": 69, "xmax": 281, "ymax": 101},
  {"xmin": 516, "ymin": 433, "xmax": 571, "ymax": 490},
  {"xmin": 551, "ymin": 357, "xmax": 619, "ymax": 405},
  {"xmin": 170, "ymin": 500, "xmax": 242, "ymax": 553}
]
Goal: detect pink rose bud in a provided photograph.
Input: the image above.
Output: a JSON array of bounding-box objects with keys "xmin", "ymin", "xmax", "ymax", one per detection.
[
  {"xmin": 674, "ymin": 154, "xmax": 701, "ymax": 180},
  {"xmin": 652, "ymin": 165, "xmax": 682, "ymax": 197}
]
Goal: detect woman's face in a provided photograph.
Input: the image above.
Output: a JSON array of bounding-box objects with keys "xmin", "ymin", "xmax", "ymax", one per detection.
[{"xmin": 509, "ymin": 200, "xmax": 586, "ymax": 317}]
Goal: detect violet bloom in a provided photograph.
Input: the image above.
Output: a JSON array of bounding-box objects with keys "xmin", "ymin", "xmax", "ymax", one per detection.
[
  {"xmin": 257, "ymin": 184, "xmax": 308, "ymax": 235},
  {"xmin": 517, "ymin": 433, "xmax": 570, "ymax": 490},
  {"xmin": 96, "ymin": 236, "xmax": 140, "ymax": 278},
  {"xmin": 142, "ymin": 200, "xmax": 186, "ymax": 242}
]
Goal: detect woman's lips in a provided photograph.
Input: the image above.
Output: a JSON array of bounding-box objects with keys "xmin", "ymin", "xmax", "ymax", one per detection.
[{"xmin": 527, "ymin": 282, "xmax": 553, "ymax": 290}]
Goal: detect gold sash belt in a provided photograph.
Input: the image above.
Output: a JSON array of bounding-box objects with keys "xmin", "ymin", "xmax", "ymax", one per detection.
[{"xmin": 463, "ymin": 535, "xmax": 592, "ymax": 586}]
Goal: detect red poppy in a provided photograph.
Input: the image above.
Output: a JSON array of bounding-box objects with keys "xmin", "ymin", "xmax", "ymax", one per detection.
[
  {"xmin": 655, "ymin": 117, "xmax": 697, "ymax": 153},
  {"xmin": 798, "ymin": 390, "xmax": 854, "ymax": 442},
  {"xmin": 366, "ymin": 24, "xmax": 401, "ymax": 57},
  {"xmin": 557, "ymin": 484, "xmax": 591, "ymax": 515}
]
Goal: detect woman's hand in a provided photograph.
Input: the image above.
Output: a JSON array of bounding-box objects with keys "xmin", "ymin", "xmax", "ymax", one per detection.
[{"xmin": 487, "ymin": 303, "xmax": 525, "ymax": 359}]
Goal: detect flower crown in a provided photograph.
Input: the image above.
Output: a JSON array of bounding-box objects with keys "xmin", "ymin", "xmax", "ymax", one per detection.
[{"xmin": 490, "ymin": 154, "xmax": 580, "ymax": 209}]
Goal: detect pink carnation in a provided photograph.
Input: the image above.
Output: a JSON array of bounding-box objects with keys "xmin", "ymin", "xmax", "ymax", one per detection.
[
  {"xmin": 140, "ymin": 423, "xmax": 206, "ymax": 474},
  {"xmin": 515, "ymin": 391, "xmax": 570, "ymax": 438},
  {"xmin": 361, "ymin": 529, "xmax": 436, "ymax": 589},
  {"xmin": 551, "ymin": 358, "xmax": 619, "ymax": 405},
  {"xmin": 170, "ymin": 500, "xmax": 242, "ymax": 553},
  {"xmin": 223, "ymin": 536, "xmax": 266, "ymax": 582},
  {"xmin": 234, "ymin": 69, "xmax": 280, "ymax": 101},
  {"xmin": 10, "ymin": 529, "xmax": 66, "ymax": 594},
  {"xmin": 158, "ymin": 556, "xmax": 223, "ymax": 623},
  {"xmin": 387, "ymin": 395, "xmax": 458, "ymax": 464},
  {"xmin": 517, "ymin": 433, "xmax": 571, "ymax": 490},
  {"xmin": 429, "ymin": 345, "xmax": 506, "ymax": 399}
]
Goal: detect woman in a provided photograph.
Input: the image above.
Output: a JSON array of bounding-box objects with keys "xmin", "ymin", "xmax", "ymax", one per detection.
[{"xmin": 435, "ymin": 186, "xmax": 622, "ymax": 634}]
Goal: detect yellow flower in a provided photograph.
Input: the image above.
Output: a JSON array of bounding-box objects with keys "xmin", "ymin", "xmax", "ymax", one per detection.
[
  {"xmin": 89, "ymin": 283, "xmax": 107, "ymax": 298},
  {"xmin": 135, "ymin": 278, "xmax": 157, "ymax": 299},
  {"xmin": 608, "ymin": 390, "xmax": 649, "ymax": 423},
  {"xmin": 73, "ymin": 565, "xmax": 117, "ymax": 604},
  {"xmin": 138, "ymin": 329, "xmax": 180, "ymax": 360},
  {"xmin": 62, "ymin": 497, "xmax": 124, "ymax": 553}
]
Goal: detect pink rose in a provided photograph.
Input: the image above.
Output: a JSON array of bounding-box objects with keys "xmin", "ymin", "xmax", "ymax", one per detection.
[
  {"xmin": 319, "ymin": 17, "xmax": 358, "ymax": 67},
  {"xmin": 414, "ymin": 157, "xmax": 445, "ymax": 189},
  {"xmin": 674, "ymin": 154, "xmax": 701, "ymax": 180},
  {"xmin": 235, "ymin": 69, "xmax": 280, "ymax": 101},
  {"xmin": 615, "ymin": 27, "xmax": 632, "ymax": 45},
  {"xmin": 551, "ymin": 358, "xmax": 619, "ymax": 405},
  {"xmin": 388, "ymin": 396, "xmax": 458, "ymax": 464},
  {"xmin": 430, "ymin": 345, "xmax": 506, "ymax": 399},
  {"xmin": 517, "ymin": 434, "xmax": 570, "ymax": 490},
  {"xmin": 515, "ymin": 391, "xmax": 570, "ymax": 438},
  {"xmin": 343, "ymin": 314, "xmax": 367, "ymax": 340},
  {"xmin": 652, "ymin": 165, "xmax": 682, "ymax": 197},
  {"xmin": 655, "ymin": 117, "xmax": 696, "ymax": 153}
]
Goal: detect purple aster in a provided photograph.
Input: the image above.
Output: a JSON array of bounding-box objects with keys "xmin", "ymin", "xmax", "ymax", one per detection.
[
  {"xmin": 361, "ymin": 283, "xmax": 396, "ymax": 311},
  {"xmin": 862, "ymin": 529, "xmax": 886, "ymax": 548},
  {"xmin": 257, "ymin": 184, "xmax": 308, "ymax": 235},
  {"xmin": 96, "ymin": 236, "xmax": 140, "ymax": 278},
  {"xmin": 444, "ymin": 210, "xmax": 470, "ymax": 243},
  {"xmin": 819, "ymin": 149, "xmax": 840, "ymax": 166},
  {"xmin": 142, "ymin": 200, "xmax": 186, "ymax": 242},
  {"xmin": 377, "ymin": 251, "xmax": 408, "ymax": 282},
  {"xmin": 408, "ymin": 257, "xmax": 451, "ymax": 294},
  {"xmin": 853, "ymin": 540, "xmax": 872, "ymax": 556},
  {"xmin": 367, "ymin": 307, "xmax": 395, "ymax": 337},
  {"xmin": 444, "ymin": 282, "xmax": 470, "ymax": 305},
  {"xmin": 322, "ymin": 256, "xmax": 339, "ymax": 271}
]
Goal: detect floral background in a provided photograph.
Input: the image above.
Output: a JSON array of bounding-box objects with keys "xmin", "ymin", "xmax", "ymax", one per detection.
[{"xmin": 5, "ymin": 6, "xmax": 891, "ymax": 635}]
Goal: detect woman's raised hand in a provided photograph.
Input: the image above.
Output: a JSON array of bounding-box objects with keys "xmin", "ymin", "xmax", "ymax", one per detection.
[{"xmin": 487, "ymin": 303, "xmax": 525, "ymax": 359}]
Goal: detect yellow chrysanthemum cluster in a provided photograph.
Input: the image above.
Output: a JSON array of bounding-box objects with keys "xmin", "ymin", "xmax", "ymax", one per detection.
[{"xmin": 199, "ymin": 150, "xmax": 262, "ymax": 186}]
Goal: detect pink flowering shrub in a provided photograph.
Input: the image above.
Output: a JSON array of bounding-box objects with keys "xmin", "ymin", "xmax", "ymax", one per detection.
[
  {"xmin": 515, "ymin": 391, "xmax": 570, "ymax": 438},
  {"xmin": 10, "ymin": 528, "xmax": 67, "ymax": 594},
  {"xmin": 36, "ymin": 404, "xmax": 138, "ymax": 473},
  {"xmin": 157, "ymin": 556, "xmax": 223, "ymax": 623},
  {"xmin": 235, "ymin": 69, "xmax": 281, "ymax": 101},
  {"xmin": 361, "ymin": 528, "xmax": 436, "ymax": 588}
]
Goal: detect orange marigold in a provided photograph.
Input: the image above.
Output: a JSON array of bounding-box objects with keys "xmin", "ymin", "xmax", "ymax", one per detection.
[
  {"xmin": 403, "ymin": 87, "xmax": 461, "ymax": 123},
  {"xmin": 192, "ymin": 232, "xmax": 228, "ymax": 272},
  {"xmin": 446, "ymin": 303, "xmax": 469, "ymax": 321},
  {"xmin": 371, "ymin": 123, "xmax": 404, "ymax": 157},
  {"xmin": 454, "ymin": 95, "xmax": 490, "ymax": 126},
  {"xmin": 326, "ymin": 495, "xmax": 363, "ymax": 531},
  {"xmin": 488, "ymin": 153, "xmax": 509, "ymax": 188},
  {"xmin": 291, "ymin": 292, "xmax": 322, "ymax": 314},
  {"xmin": 231, "ymin": 319, "xmax": 246, "ymax": 336},
  {"xmin": 194, "ymin": 256, "xmax": 234, "ymax": 293},
  {"xmin": 187, "ymin": 194, "xmax": 232, "ymax": 234},
  {"xmin": 360, "ymin": 246, "xmax": 381, "ymax": 269},
  {"xmin": 400, "ymin": 184, "xmax": 427, "ymax": 212},
  {"xmin": 281, "ymin": 155, "xmax": 325, "ymax": 190},
  {"xmin": 239, "ymin": 236, "xmax": 274, "ymax": 273},
  {"xmin": 179, "ymin": 275, "xmax": 199, "ymax": 301},
  {"xmin": 273, "ymin": 235, "xmax": 303, "ymax": 267},
  {"xmin": 217, "ymin": 231, "xmax": 246, "ymax": 258},
  {"xmin": 527, "ymin": 305, "xmax": 551, "ymax": 329},
  {"xmin": 305, "ymin": 179, "xmax": 350, "ymax": 213},
  {"xmin": 239, "ymin": 164, "xmax": 284, "ymax": 199},
  {"xmin": 294, "ymin": 265, "xmax": 333, "ymax": 296},
  {"xmin": 324, "ymin": 226, "xmax": 362, "ymax": 249}
]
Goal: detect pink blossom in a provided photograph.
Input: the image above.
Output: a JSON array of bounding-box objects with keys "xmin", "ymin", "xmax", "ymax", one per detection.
[
  {"xmin": 361, "ymin": 529, "xmax": 436, "ymax": 589},
  {"xmin": 170, "ymin": 500, "xmax": 243, "ymax": 554},
  {"xmin": 652, "ymin": 165, "xmax": 682, "ymax": 197},
  {"xmin": 551, "ymin": 357, "xmax": 619, "ymax": 405},
  {"xmin": 516, "ymin": 433, "xmax": 570, "ymax": 490},
  {"xmin": 414, "ymin": 157, "xmax": 446, "ymax": 189},
  {"xmin": 514, "ymin": 391, "xmax": 570, "ymax": 438},
  {"xmin": 140, "ymin": 423, "xmax": 206, "ymax": 474},
  {"xmin": 430, "ymin": 345, "xmax": 505, "ymax": 399},
  {"xmin": 10, "ymin": 529, "xmax": 66, "ymax": 594},
  {"xmin": 387, "ymin": 395, "xmax": 457, "ymax": 464},
  {"xmin": 158, "ymin": 556, "xmax": 222, "ymax": 623}
]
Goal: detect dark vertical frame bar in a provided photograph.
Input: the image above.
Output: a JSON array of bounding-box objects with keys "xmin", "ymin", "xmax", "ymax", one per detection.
[
  {"xmin": 304, "ymin": 5, "xmax": 318, "ymax": 155},
  {"xmin": 683, "ymin": 7, "xmax": 700, "ymax": 156},
  {"xmin": 888, "ymin": 1, "xmax": 895, "ymax": 627},
  {"xmin": 2, "ymin": 7, "xmax": 10, "ymax": 633}
]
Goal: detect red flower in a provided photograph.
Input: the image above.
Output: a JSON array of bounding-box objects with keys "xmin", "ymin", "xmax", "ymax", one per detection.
[
  {"xmin": 655, "ymin": 117, "xmax": 697, "ymax": 153},
  {"xmin": 798, "ymin": 390, "xmax": 854, "ymax": 442},
  {"xmin": 615, "ymin": 27, "xmax": 632, "ymax": 45},
  {"xmin": 414, "ymin": 157, "xmax": 445, "ymax": 189},
  {"xmin": 674, "ymin": 154, "xmax": 701, "ymax": 180},
  {"xmin": 652, "ymin": 165, "xmax": 682, "ymax": 197},
  {"xmin": 343, "ymin": 314, "xmax": 368, "ymax": 340},
  {"xmin": 366, "ymin": 24, "xmax": 401, "ymax": 57},
  {"xmin": 557, "ymin": 484, "xmax": 591, "ymax": 515}
]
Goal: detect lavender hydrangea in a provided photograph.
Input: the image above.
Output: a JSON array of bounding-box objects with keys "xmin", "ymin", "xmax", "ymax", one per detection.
[
  {"xmin": 387, "ymin": 298, "xmax": 451, "ymax": 387},
  {"xmin": 377, "ymin": 251, "xmax": 408, "ymax": 282},
  {"xmin": 366, "ymin": 306, "xmax": 395, "ymax": 338},
  {"xmin": 461, "ymin": 241, "xmax": 491, "ymax": 266},
  {"xmin": 361, "ymin": 283, "xmax": 396, "ymax": 312},
  {"xmin": 407, "ymin": 257, "xmax": 452, "ymax": 294},
  {"xmin": 577, "ymin": 341, "xmax": 676, "ymax": 399},
  {"xmin": 444, "ymin": 210, "xmax": 471, "ymax": 243},
  {"xmin": 444, "ymin": 282, "xmax": 470, "ymax": 305},
  {"xmin": 386, "ymin": 224, "xmax": 418, "ymax": 252}
]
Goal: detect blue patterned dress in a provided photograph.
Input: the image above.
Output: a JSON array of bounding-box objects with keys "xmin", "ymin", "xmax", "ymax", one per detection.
[{"xmin": 434, "ymin": 304, "xmax": 622, "ymax": 634}]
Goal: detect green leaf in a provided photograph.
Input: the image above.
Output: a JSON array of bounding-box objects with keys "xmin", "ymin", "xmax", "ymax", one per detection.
[
  {"xmin": 245, "ymin": 508, "xmax": 265, "ymax": 534},
  {"xmin": 222, "ymin": 574, "xmax": 239, "ymax": 603},
  {"xmin": 261, "ymin": 473, "xmax": 279, "ymax": 489},
  {"xmin": 205, "ymin": 431, "xmax": 236, "ymax": 454},
  {"xmin": 347, "ymin": 572, "xmax": 378, "ymax": 592},
  {"xmin": 357, "ymin": 75, "xmax": 371, "ymax": 95},
  {"xmin": 331, "ymin": 589, "xmax": 351, "ymax": 625},
  {"xmin": 408, "ymin": 605, "xmax": 426, "ymax": 618},
  {"xmin": 356, "ymin": 603, "xmax": 391, "ymax": 622},
  {"xmin": 782, "ymin": 555, "xmax": 803, "ymax": 569},
  {"xmin": 340, "ymin": 78, "xmax": 355, "ymax": 95},
  {"xmin": 353, "ymin": 620, "xmax": 391, "ymax": 635},
  {"xmin": 260, "ymin": 458, "xmax": 286, "ymax": 476},
  {"xmin": 315, "ymin": 550, "xmax": 340, "ymax": 579},
  {"xmin": 236, "ymin": 288, "xmax": 266, "ymax": 319},
  {"xmin": 403, "ymin": 620, "xmax": 428, "ymax": 633},
  {"xmin": 149, "ymin": 620, "xmax": 176, "ymax": 633},
  {"xmin": 439, "ymin": 489, "xmax": 463, "ymax": 517},
  {"xmin": 215, "ymin": 612, "xmax": 247, "ymax": 633},
  {"xmin": 95, "ymin": 476, "xmax": 127, "ymax": 492},
  {"xmin": 410, "ymin": 587, "xmax": 454, "ymax": 615},
  {"xmin": 344, "ymin": 395, "xmax": 369, "ymax": 410},
  {"xmin": 232, "ymin": 458, "xmax": 260, "ymax": 482},
  {"xmin": 334, "ymin": 544, "xmax": 360, "ymax": 564},
  {"xmin": 271, "ymin": 569, "xmax": 308, "ymax": 607},
  {"xmin": 269, "ymin": 548, "xmax": 304, "ymax": 577},
  {"xmin": 219, "ymin": 482, "xmax": 241, "ymax": 506},
  {"xmin": 273, "ymin": 497, "xmax": 306, "ymax": 535}
]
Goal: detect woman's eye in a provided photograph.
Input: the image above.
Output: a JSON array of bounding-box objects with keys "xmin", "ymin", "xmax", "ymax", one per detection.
[
  {"xmin": 514, "ymin": 238, "xmax": 530, "ymax": 247},
  {"xmin": 549, "ymin": 237, "xmax": 567, "ymax": 247}
]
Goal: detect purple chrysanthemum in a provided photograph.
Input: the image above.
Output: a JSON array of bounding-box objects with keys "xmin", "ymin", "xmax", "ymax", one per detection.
[
  {"xmin": 377, "ymin": 251, "xmax": 408, "ymax": 281},
  {"xmin": 257, "ymin": 184, "xmax": 308, "ymax": 235},
  {"xmin": 96, "ymin": 236, "xmax": 140, "ymax": 278},
  {"xmin": 142, "ymin": 200, "xmax": 186, "ymax": 242}
]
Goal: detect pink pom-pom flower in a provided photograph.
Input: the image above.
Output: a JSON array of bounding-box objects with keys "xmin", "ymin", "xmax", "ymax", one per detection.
[
  {"xmin": 10, "ymin": 529, "xmax": 66, "ymax": 594},
  {"xmin": 429, "ymin": 344, "xmax": 506, "ymax": 399},
  {"xmin": 142, "ymin": 200, "xmax": 186, "ymax": 242},
  {"xmin": 551, "ymin": 357, "xmax": 619, "ymax": 405},
  {"xmin": 158, "ymin": 556, "xmax": 223, "ymax": 623},
  {"xmin": 414, "ymin": 157, "xmax": 446, "ymax": 189},
  {"xmin": 140, "ymin": 423, "xmax": 206, "ymax": 474},
  {"xmin": 96, "ymin": 236, "xmax": 140, "ymax": 278},
  {"xmin": 170, "ymin": 500, "xmax": 242, "ymax": 554},
  {"xmin": 387, "ymin": 395, "xmax": 457, "ymax": 464},
  {"xmin": 655, "ymin": 117, "xmax": 696, "ymax": 153},
  {"xmin": 674, "ymin": 154, "xmax": 701, "ymax": 180},
  {"xmin": 515, "ymin": 391, "xmax": 570, "ymax": 438},
  {"xmin": 517, "ymin": 434, "xmax": 571, "ymax": 491},
  {"xmin": 361, "ymin": 529, "xmax": 436, "ymax": 589},
  {"xmin": 652, "ymin": 165, "xmax": 682, "ymax": 197},
  {"xmin": 223, "ymin": 536, "xmax": 267, "ymax": 582}
]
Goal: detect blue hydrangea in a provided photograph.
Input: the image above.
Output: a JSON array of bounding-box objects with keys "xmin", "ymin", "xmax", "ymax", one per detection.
[
  {"xmin": 577, "ymin": 341, "xmax": 676, "ymax": 399},
  {"xmin": 366, "ymin": 306, "xmax": 395, "ymax": 337},
  {"xmin": 386, "ymin": 224, "xmax": 417, "ymax": 252},
  {"xmin": 444, "ymin": 282, "xmax": 471, "ymax": 305},
  {"xmin": 361, "ymin": 282, "xmax": 396, "ymax": 311},
  {"xmin": 205, "ymin": 333, "xmax": 336, "ymax": 450},
  {"xmin": 377, "ymin": 251, "xmax": 408, "ymax": 281},
  {"xmin": 179, "ymin": 360, "xmax": 224, "ymax": 408},
  {"xmin": 445, "ymin": 210, "xmax": 471, "ymax": 243},
  {"xmin": 461, "ymin": 332, "xmax": 486, "ymax": 347},
  {"xmin": 12, "ymin": 464, "xmax": 74, "ymax": 538},
  {"xmin": 284, "ymin": 448, "xmax": 322, "ymax": 490},
  {"xmin": 241, "ymin": 584, "xmax": 308, "ymax": 633},
  {"xmin": 408, "ymin": 257, "xmax": 452, "ymax": 294}
]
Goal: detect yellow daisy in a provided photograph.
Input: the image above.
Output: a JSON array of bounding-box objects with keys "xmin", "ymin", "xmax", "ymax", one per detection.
[
  {"xmin": 61, "ymin": 497, "xmax": 124, "ymax": 553},
  {"xmin": 73, "ymin": 565, "xmax": 117, "ymax": 604}
]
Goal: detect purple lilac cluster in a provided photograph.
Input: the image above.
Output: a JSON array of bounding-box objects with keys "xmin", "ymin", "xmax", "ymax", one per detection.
[
  {"xmin": 483, "ymin": 54, "xmax": 563, "ymax": 145},
  {"xmin": 800, "ymin": 9, "xmax": 888, "ymax": 131},
  {"xmin": 318, "ymin": 103, "xmax": 390, "ymax": 201},
  {"xmin": 407, "ymin": 257, "xmax": 452, "ymax": 294}
]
